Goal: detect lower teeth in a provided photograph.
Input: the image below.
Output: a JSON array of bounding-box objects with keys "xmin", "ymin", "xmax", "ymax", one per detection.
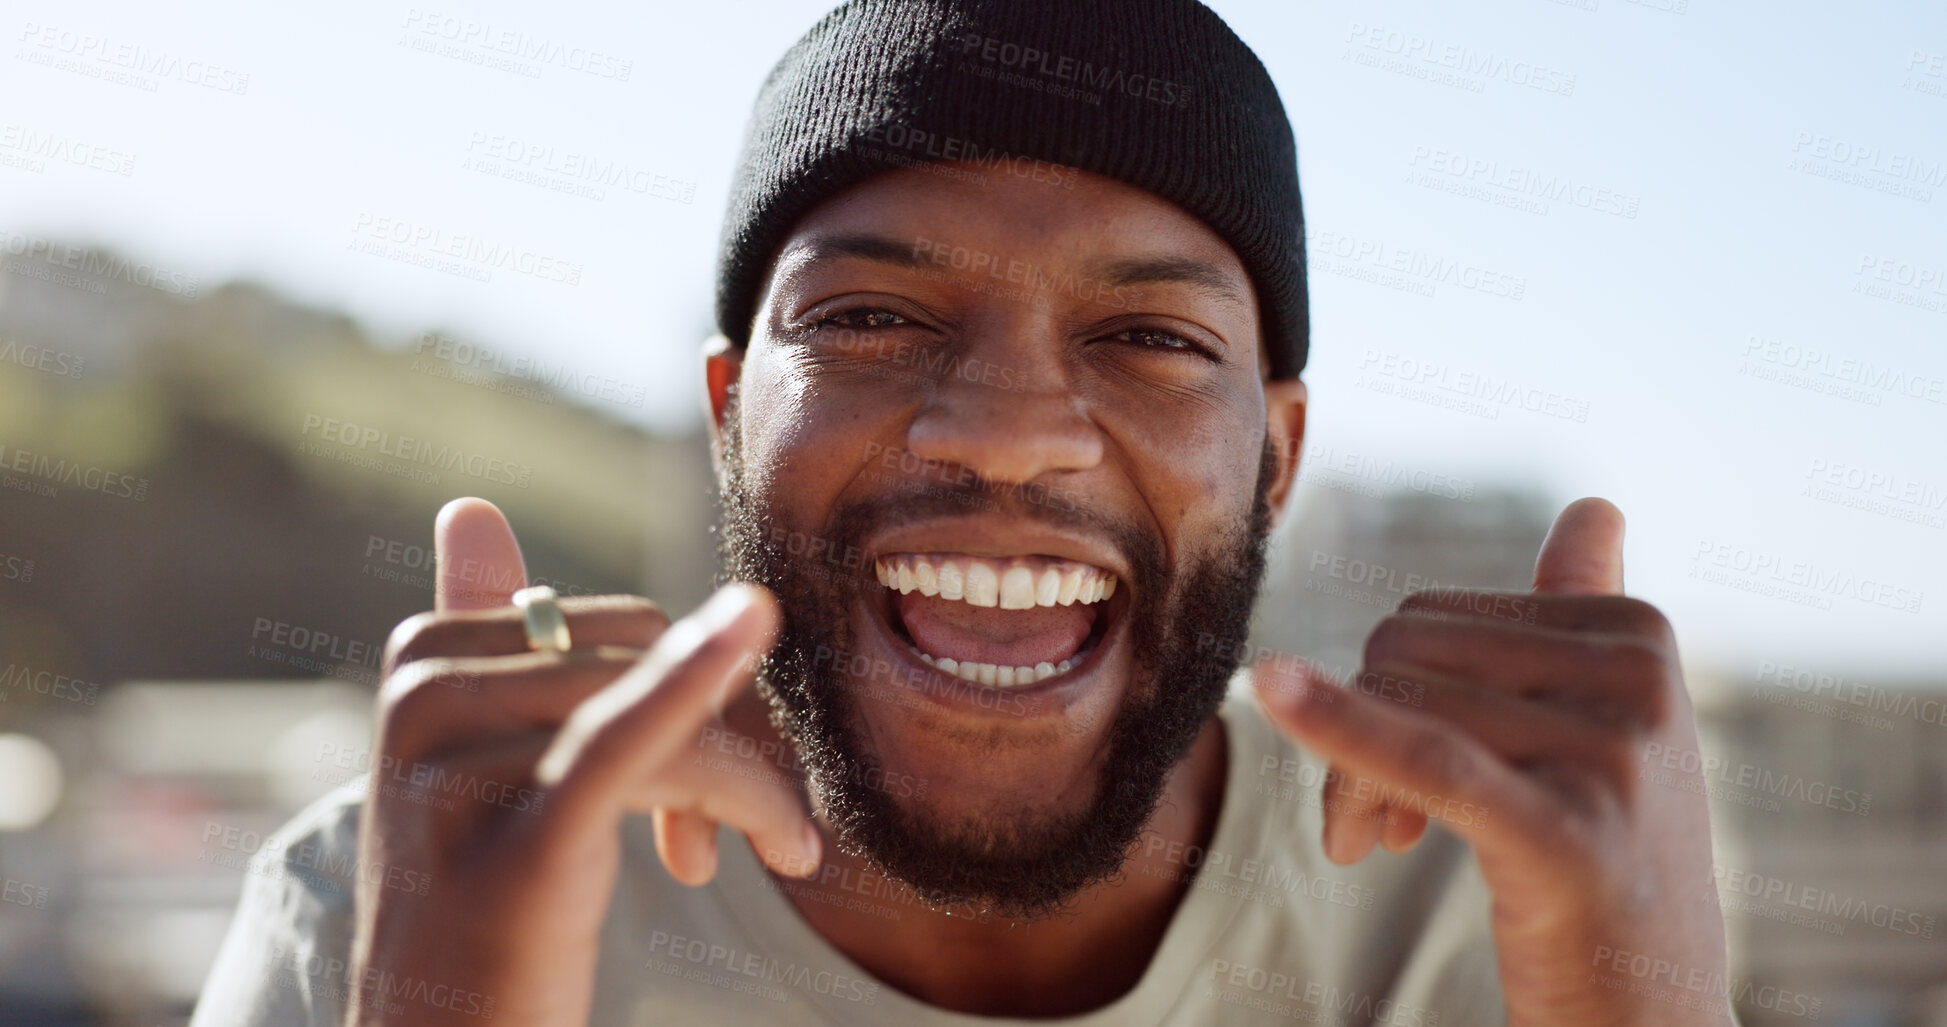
[{"xmin": 908, "ymin": 646, "xmax": 1079, "ymax": 686}]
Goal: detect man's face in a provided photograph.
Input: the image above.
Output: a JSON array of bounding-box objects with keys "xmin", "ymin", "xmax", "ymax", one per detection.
[{"xmin": 712, "ymin": 160, "xmax": 1300, "ymax": 919}]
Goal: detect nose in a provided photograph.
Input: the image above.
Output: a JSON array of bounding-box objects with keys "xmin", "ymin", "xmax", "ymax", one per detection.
[{"xmin": 903, "ymin": 346, "xmax": 1103, "ymax": 486}]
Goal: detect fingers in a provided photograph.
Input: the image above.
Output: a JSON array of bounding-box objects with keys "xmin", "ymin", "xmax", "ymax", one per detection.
[
  {"xmin": 1368, "ymin": 663, "xmax": 1626, "ymax": 760},
  {"xmin": 1320, "ymin": 767, "xmax": 1387, "ymax": 864},
  {"xmin": 653, "ymin": 808, "xmax": 720, "ymax": 886},
  {"xmin": 643, "ymin": 748, "xmax": 823, "ymax": 882},
  {"xmin": 1533, "ymin": 497, "xmax": 1625, "ymax": 596},
  {"xmin": 385, "ymin": 594, "xmax": 671, "ymax": 673},
  {"xmin": 535, "ymin": 583, "xmax": 821, "ymax": 885},
  {"xmin": 1380, "ymin": 807, "xmax": 1427, "ymax": 853},
  {"xmin": 1255, "ymin": 657, "xmax": 1549, "ymax": 865},
  {"xmin": 374, "ymin": 581, "xmax": 819, "ymax": 891},
  {"xmin": 1313, "ymin": 663, "xmax": 1613, "ymax": 863},
  {"xmin": 378, "ymin": 647, "xmax": 647, "ymax": 761},
  {"xmin": 1322, "ymin": 767, "xmax": 1427, "ymax": 862},
  {"xmin": 435, "ymin": 497, "xmax": 528, "ymax": 612},
  {"xmin": 536, "ymin": 584, "xmax": 786, "ymax": 835},
  {"xmin": 1396, "ymin": 589, "xmax": 1673, "ymax": 639},
  {"xmin": 666, "ymin": 730, "xmax": 822, "ymax": 881},
  {"xmin": 364, "ymin": 730, "xmax": 555, "ymax": 828},
  {"xmin": 1362, "ymin": 617, "xmax": 1673, "ymax": 727}
]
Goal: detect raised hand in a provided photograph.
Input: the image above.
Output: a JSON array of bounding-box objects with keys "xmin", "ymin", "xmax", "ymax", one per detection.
[
  {"xmin": 1255, "ymin": 498, "xmax": 1733, "ymax": 1027},
  {"xmin": 343, "ymin": 498, "xmax": 820, "ymax": 1026}
]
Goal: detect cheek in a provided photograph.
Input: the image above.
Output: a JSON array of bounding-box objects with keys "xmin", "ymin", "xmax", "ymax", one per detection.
[
  {"xmin": 735, "ymin": 347, "xmax": 815, "ymax": 490},
  {"xmin": 1117, "ymin": 403, "xmax": 1262, "ymax": 521},
  {"xmin": 738, "ymin": 345, "xmax": 893, "ymax": 504}
]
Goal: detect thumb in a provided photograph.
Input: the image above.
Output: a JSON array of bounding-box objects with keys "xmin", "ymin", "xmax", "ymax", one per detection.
[
  {"xmin": 433, "ymin": 497, "xmax": 527, "ymax": 612},
  {"xmin": 1533, "ymin": 497, "xmax": 1625, "ymax": 596}
]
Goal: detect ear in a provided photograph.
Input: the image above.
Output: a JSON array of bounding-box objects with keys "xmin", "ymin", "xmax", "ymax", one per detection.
[
  {"xmin": 1261, "ymin": 377, "xmax": 1308, "ymax": 531},
  {"xmin": 703, "ymin": 333, "xmax": 744, "ymax": 470}
]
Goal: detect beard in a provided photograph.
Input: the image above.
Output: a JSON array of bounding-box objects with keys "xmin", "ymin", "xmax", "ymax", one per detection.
[{"xmin": 714, "ymin": 397, "xmax": 1276, "ymax": 920}]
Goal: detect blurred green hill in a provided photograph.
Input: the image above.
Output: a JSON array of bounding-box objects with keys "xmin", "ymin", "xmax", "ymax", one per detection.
[{"xmin": 0, "ymin": 248, "xmax": 719, "ymax": 699}]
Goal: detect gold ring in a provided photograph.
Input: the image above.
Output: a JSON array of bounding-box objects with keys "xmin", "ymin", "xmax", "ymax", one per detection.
[{"xmin": 512, "ymin": 586, "xmax": 572, "ymax": 652}]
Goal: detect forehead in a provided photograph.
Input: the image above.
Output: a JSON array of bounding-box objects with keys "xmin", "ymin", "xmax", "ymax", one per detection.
[{"xmin": 765, "ymin": 160, "xmax": 1258, "ymax": 314}]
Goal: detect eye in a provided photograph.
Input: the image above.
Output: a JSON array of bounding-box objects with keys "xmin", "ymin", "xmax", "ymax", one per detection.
[
  {"xmin": 817, "ymin": 307, "xmax": 911, "ymax": 330},
  {"xmin": 1122, "ymin": 328, "xmax": 1191, "ymax": 349},
  {"xmin": 1105, "ymin": 326, "xmax": 1210, "ymax": 356}
]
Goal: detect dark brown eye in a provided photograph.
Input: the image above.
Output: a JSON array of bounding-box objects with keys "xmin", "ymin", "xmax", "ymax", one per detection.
[
  {"xmin": 1106, "ymin": 326, "xmax": 1210, "ymax": 355},
  {"xmin": 821, "ymin": 308, "xmax": 909, "ymax": 329},
  {"xmin": 1122, "ymin": 328, "xmax": 1192, "ymax": 349}
]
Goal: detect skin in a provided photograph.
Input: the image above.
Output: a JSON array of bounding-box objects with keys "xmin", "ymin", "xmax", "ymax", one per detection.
[{"xmin": 341, "ymin": 161, "xmax": 1729, "ymax": 1026}]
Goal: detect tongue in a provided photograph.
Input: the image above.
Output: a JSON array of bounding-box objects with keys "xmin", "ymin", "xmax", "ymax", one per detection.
[{"xmin": 897, "ymin": 591, "xmax": 1095, "ymax": 668}]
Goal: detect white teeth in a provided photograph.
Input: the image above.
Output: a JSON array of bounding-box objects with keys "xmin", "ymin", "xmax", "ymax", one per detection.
[
  {"xmin": 875, "ymin": 554, "xmax": 1115, "ymax": 610},
  {"xmin": 1057, "ymin": 567, "xmax": 1082, "ymax": 605},
  {"xmin": 964, "ymin": 562, "xmax": 1000, "ymax": 607},
  {"xmin": 901, "ymin": 645, "xmax": 1090, "ymax": 688},
  {"xmin": 999, "ymin": 566, "xmax": 1036, "ymax": 609},
  {"xmin": 1035, "ymin": 567, "xmax": 1062, "ymax": 606},
  {"xmin": 937, "ymin": 560, "xmax": 964, "ymax": 600},
  {"xmin": 915, "ymin": 559, "xmax": 939, "ymax": 596},
  {"xmin": 879, "ymin": 554, "xmax": 1114, "ymax": 686}
]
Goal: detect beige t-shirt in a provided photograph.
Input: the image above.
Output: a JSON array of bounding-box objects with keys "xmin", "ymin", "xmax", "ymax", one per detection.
[{"xmin": 190, "ymin": 678, "xmax": 1507, "ymax": 1026}]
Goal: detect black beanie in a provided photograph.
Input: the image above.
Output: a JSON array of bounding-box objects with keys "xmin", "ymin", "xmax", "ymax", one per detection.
[{"xmin": 714, "ymin": 0, "xmax": 1309, "ymax": 380}]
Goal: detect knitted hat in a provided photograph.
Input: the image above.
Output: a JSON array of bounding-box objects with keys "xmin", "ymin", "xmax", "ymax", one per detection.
[{"xmin": 715, "ymin": 0, "xmax": 1309, "ymax": 379}]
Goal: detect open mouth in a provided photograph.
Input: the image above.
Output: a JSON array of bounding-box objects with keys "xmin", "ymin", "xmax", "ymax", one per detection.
[{"xmin": 870, "ymin": 552, "xmax": 1122, "ymax": 689}]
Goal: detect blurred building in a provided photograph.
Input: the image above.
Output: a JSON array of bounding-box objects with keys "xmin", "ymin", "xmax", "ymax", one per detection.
[
  {"xmin": 1696, "ymin": 676, "xmax": 1947, "ymax": 1027},
  {"xmin": 1252, "ymin": 483, "xmax": 1554, "ymax": 675},
  {"xmin": 0, "ymin": 680, "xmax": 375, "ymax": 1026}
]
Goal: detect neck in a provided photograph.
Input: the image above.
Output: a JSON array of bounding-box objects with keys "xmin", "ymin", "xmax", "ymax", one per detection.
[{"xmin": 721, "ymin": 689, "xmax": 1230, "ymax": 1017}]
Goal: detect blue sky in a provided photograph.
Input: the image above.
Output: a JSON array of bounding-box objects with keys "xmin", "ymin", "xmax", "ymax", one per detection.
[{"xmin": 2, "ymin": 0, "xmax": 1942, "ymax": 674}]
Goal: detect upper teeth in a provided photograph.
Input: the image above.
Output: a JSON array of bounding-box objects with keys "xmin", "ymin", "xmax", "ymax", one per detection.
[{"xmin": 874, "ymin": 553, "xmax": 1116, "ymax": 608}]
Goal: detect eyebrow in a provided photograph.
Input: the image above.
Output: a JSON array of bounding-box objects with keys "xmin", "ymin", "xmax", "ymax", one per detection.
[
  {"xmin": 764, "ymin": 234, "xmax": 924, "ymax": 298},
  {"xmin": 781, "ymin": 233, "xmax": 1251, "ymax": 307},
  {"xmin": 789, "ymin": 233, "xmax": 927, "ymax": 268},
  {"xmin": 1083, "ymin": 255, "xmax": 1250, "ymax": 307}
]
